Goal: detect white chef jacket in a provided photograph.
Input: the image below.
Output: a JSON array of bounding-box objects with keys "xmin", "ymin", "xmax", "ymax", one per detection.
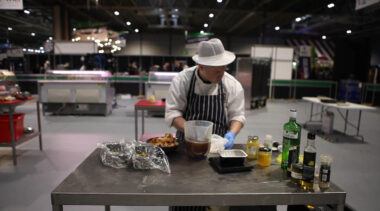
[{"xmin": 165, "ymin": 66, "xmax": 246, "ymax": 127}]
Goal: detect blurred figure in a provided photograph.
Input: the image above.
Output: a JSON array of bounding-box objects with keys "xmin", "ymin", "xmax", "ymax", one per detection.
[{"xmin": 128, "ymin": 61, "xmax": 138, "ymax": 75}]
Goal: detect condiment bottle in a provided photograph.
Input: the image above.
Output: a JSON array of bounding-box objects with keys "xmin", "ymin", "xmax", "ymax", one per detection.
[
  {"xmin": 319, "ymin": 154, "xmax": 333, "ymax": 189},
  {"xmin": 258, "ymin": 135, "xmax": 273, "ymax": 167},
  {"xmin": 246, "ymin": 136, "xmax": 260, "ymax": 160},
  {"xmin": 290, "ymin": 163, "xmax": 303, "ymax": 185},
  {"xmin": 281, "ymin": 109, "xmax": 301, "ymax": 174},
  {"xmin": 301, "ymin": 133, "xmax": 317, "ymax": 191}
]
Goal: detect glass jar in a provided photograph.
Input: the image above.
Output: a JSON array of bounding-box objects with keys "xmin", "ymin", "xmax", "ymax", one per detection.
[
  {"xmin": 246, "ymin": 136, "xmax": 260, "ymax": 160},
  {"xmin": 319, "ymin": 154, "xmax": 333, "ymax": 189},
  {"xmin": 258, "ymin": 147, "xmax": 272, "ymax": 167}
]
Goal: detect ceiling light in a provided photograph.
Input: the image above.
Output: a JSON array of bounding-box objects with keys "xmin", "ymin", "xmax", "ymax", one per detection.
[
  {"xmin": 87, "ymin": 36, "xmax": 90, "ymax": 40},
  {"xmin": 173, "ymin": 8, "xmax": 179, "ymax": 12},
  {"xmin": 327, "ymin": 3, "xmax": 335, "ymax": 8},
  {"xmin": 41, "ymin": 50, "xmax": 45, "ymax": 54},
  {"xmin": 217, "ymin": 0, "xmax": 223, "ymax": 3},
  {"xmin": 40, "ymin": 47, "xmax": 44, "ymax": 50},
  {"xmin": 31, "ymin": 32, "xmax": 35, "ymax": 36},
  {"xmin": 91, "ymin": 37, "xmax": 95, "ymax": 40},
  {"xmin": 209, "ymin": 13, "xmax": 214, "ymax": 18},
  {"xmin": 204, "ymin": 23, "xmax": 208, "ymax": 28},
  {"xmin": 274, "ymin": 26, "xmax": 280, "ymax": 31},
  {"xmin": 95, "ymin": 39, "xmax": 101, "ymax": 43},
  {"xmin": 346, "ymin": 29, "xmax": 352, "ymax": 34},
  {"xmin": 49, "ymin": 37, "xmax": 53, "ymax": 40},
  {"xmin": 24, "ymin": 10, "xmax": 30, "ymax": 14},
  {"xmin": 115, "ymin": 40, "xmax": 121, "ymax": 44},
  {"xmin": 322, "ymin": 35, "xmax": 327, "ymax": 39},
  {"xmin": 99, "ymin": 50, "xmax": 104, "ymax": 54},
  {"xmin": 134, "ymin": 28, "xmax": 139, "ymax": 33},
  {"xmin": 23, "ymin": 48, "xmax": 26, "ymax": 51},
  {"xmin": 126, "ymin": 21, "xmax": 131, "ymax": 26},
  {"xmin": 295, "ymin": 17, "xmax": 301, "ymax": 22},
  {"xmin": 114, "ymin": 11, "xmax": 120, "ymax": 16},
  {"xmin": 200, "ymin": 30, "xmax": 204, "ymax": 34},
  {"xmin": 8, "ymin": 27, "xmax": 12, "ymax": 31},
  {"xmin": 72, "ymin": 38, "xmax": 75, "ymax": 42},
  {"xmin": 73, "ymin": 28, "xmax": 76, "ymax": 32}
]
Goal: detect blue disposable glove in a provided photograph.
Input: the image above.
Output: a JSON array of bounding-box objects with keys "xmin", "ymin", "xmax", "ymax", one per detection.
[{"xmin": 224, "ymin": 131, "xmax": 236, "ymax": 149}]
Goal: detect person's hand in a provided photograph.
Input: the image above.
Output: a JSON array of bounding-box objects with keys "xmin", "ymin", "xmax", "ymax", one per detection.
[{"xmin": 224, "ymin": 131, "xmax": 236, "ymax": 149}]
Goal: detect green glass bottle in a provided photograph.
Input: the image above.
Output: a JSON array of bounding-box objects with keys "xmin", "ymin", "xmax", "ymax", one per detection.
[{"xmin": 281, "ymin": 109, "xmax": 301, "ymax": 173}]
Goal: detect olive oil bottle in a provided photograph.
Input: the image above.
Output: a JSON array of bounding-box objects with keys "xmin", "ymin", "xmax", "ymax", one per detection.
[
  {"xmin": 281, "ymin": 109, "xmax": 301, "ymax": 173},
  {"xmin": 301, "ymin": 133, "xmax": 317, "ymax": 191}
]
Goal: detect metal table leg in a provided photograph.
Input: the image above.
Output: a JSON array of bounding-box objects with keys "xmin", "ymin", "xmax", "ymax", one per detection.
[
  {"xmin": 344, "ymin": 110, "xmax": 349, "ymax": 134},
  {"xmin": 135, "ymin": 108, "xmax": 138, "ymax": 141},
  {"xmin": 357, "ymin": 110, "xmax": 362, "ymax": 138},
  {"xmin": 37, "ymin": 101, "xmax": 43, "ymax": 150},
  {"xmin": 335, "ymin": 203, "xmax": 344, "ymax": 211},
  {"xmin": 309, "ymin": 103, "xmax": 314, "ymax": 121},
  {"xmin": 9, "ymin": 108, "xmax": 17, "ymax": 165},
  {"xmin": 105, "ymin": 205, "xmax": 110, "ymax": 211},
  {"xmin": 141, "ymin": 110, "xmax": 145, "ymax": 137},
  {"xmin": 52, "ymin": 205, "xmax": 63, "ymax": 211},
  {"xmin": 320, "ymin": 106, "xmax": 324, "ymax": 120}
]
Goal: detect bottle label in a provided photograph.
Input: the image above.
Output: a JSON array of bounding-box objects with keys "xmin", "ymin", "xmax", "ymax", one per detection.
[
  {"xmin": 304, "ymin": 151, "xmax": 316, "ymax": 167},
  {"xmin": 302, "ymin": 165, "xmax": 315, "ymax": 182},
  {"xmin": 320, "ymin": 165, "xmax": 331, "ymax": 183},
  {"xmin": 248, "ymin": 146, "xmax": 257, "ymax": 156},
  {"xmin": 291, "ymin": 171, "xmax": 302, "ymax": 179},
  {"xmin": 287, "ymin": 146, "xmax": 298, "ymax": 169},
  {"xmin": 283, "ymin": 130, "xmax": 298, "ymax": 139}
]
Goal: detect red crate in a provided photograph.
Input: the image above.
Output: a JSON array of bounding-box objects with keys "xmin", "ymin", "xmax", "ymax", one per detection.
[{"xmin": 0, "ymin": 113, "xmax": 25, "ymax": 143}]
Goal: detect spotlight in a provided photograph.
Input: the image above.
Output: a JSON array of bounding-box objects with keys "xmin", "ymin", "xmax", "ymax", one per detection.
[
  {"xmin": 114, "ymin": 11, "xmax": 120, "ymax": 16},
  {"xmin": 274, "ymin": 26, "xmax": 280, "ymax": 31},
  {"xmin": 322, "ymin": 35, "xmax": 327, "ymax": 39},
  {"xmin": 209, "ymin": 13, "xmax": 214, "ymax": 18},
  {"xmin": 204, "ymin": 23, "xmax": 208, "ymax": 28},
  {"xmin": 126, "ymin": 21, "xmax": 131, "ymax": 26},
  {"xmin": 346, "ymin": 30, "xmax": 352, "ymax": 34},
  {"xmin": 327, "ymin": 3, "xmax": 335, "ymax": 8}
]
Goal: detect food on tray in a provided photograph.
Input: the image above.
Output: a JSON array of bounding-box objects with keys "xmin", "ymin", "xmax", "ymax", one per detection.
[{"xmin": 149, "ymin": 133, "xmax": 179, "ymax": 147}]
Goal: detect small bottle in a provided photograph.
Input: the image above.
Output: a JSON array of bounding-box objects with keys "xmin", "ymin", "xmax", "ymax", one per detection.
[
  {"xmin": 246, "ymin": 136, "xmax": 260, "ymax": 160},
  {"xmin": 258, "ymin": 135, "xmax": 273, "ymax": 167},
  {"xmin": 281, "ymin": 109, "xmax": 301, "ymax": 174},
  {"xmin": 319, "ymin": 154, "xmax": 333, "ymax": 189},
  {"xmin": 290, "ymin": 163, "xmax": 303, "ymax": 185},
  {"xmin": 301, "ymin": 133, "xmax": 317, "ymax": 191}
]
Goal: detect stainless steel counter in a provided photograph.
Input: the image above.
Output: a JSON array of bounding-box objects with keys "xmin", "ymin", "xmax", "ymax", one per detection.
[{"xmin": 51, "ymin": 145, "xmax": 346, "ymax": 211}]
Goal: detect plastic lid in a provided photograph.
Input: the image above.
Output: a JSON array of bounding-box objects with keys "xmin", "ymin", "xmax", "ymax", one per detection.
[
  {"xmin": 259, "ymin": 147, "xmax": 271, "ymax": 152},
  {"xmin": 320, "ymin": 154, "xmax": 333, "ymax": 165},
  {"xmin": 289, "ymin": 109, "xmax": 297, "ymax": 119},
  {"xmin": 264, "ymin": 134, "xmax": 273, "ymax": 142},
  {"xmin": 307, "ymin": 133, "xmax": 316, "ymax": 140}
]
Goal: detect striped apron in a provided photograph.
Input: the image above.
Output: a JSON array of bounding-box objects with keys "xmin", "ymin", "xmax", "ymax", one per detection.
[{"xmin": 176, "ymin": 69, "xmax": 228, "ymax": 141}]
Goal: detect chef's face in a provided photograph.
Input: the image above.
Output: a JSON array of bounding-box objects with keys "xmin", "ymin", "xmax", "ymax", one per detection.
[{"xmin": 198, "ymin": 65, "xmax": 226, "ymax": 83}]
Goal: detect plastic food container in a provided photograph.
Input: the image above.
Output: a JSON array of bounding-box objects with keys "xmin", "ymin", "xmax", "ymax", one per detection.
[
  {"xmin": 219, "ymin": 149, "xmax": 247, "ymax": 167},
  {"xmin": 0, "ymin": 113, "xmax": 24, "ymax": 142}
]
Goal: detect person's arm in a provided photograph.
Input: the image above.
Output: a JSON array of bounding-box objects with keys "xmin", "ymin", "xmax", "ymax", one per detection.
[
  {"xmin": 172, "ymin": 116, "xmax": 186, "ymax": 133},
  {"xmin": 228, "ymin": 120, "xmax": 243, "ymax": 135}
]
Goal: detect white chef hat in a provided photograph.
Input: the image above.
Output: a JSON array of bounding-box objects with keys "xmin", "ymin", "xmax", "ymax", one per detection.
[{"xmin": 192, "ymin": 38, "xmax": 236, "ymax": 66}]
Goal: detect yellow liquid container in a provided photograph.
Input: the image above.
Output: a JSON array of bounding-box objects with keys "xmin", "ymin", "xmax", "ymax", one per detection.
[
  {"xmin": 246, "ymin": 136, "xmax": 260, "ymax": 160},
  {"xmin": 258, "ymin": 147, "xmax": 272, "ymax": 167}
]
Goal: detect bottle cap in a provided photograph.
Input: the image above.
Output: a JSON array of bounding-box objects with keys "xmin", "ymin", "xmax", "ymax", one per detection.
[
  {"xmin": 289, "ymin": 109, "xmax": 297, "ymax": 119},
  {"xmin": 307, "ymin": 133, "xmax": 315, "ymax": 140}
]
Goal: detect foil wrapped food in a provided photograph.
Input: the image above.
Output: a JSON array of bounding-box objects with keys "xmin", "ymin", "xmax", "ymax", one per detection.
[{"xmin": 98, "ymin": 139, "xmax": 171, "ymax": 173}]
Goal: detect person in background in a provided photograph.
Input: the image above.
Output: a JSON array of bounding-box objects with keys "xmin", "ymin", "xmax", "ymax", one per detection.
[
  {"xmin": 128, "ymin": 61, "xmax": 138, "ymax": 75},
  {"xmin": 165, "ymin": 38, "xmax": 245, "ymax": 149}
]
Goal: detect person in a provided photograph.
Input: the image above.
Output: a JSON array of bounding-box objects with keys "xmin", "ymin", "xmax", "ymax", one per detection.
[{"xmin": 165, "ymin": 38, "xmax": 245, "ymax": 149}]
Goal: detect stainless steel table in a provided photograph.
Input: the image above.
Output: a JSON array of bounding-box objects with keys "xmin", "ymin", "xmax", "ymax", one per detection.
[
  {"xmin": 51, "ymin": 144, "xmax": 346, "ymax": 211},
  {"xmin": 0, "ymin": 97, "xmax": 42, "ymax": 165}
]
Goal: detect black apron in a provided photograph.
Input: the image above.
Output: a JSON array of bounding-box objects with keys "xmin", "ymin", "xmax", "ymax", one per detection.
[{"xmin": 176, "ymin": 69, "xmax": 228, "ymax": 141}]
